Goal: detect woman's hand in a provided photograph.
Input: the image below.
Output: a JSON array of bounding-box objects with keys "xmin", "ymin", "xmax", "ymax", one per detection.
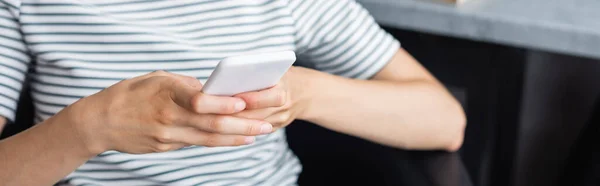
[
  {"xmin": 233, "ymin": 67, "xmax": 315, "ymax": 130},
  {"xmin": 59, "ymin": 71, "xmax": 274, "ymax": 155}
]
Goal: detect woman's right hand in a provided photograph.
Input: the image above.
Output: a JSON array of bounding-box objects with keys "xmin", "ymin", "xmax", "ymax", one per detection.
[{"xmin": 56, "ymin": 71, "xmax": 274, "ymax": 155}]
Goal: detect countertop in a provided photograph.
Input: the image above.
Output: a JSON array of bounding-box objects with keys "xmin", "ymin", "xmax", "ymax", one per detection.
[{"xmin": 357, "ymin": 0, "xmax": 600, "ymax": 59}]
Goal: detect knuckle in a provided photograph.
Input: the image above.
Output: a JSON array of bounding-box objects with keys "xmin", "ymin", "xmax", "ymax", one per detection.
[
  {"xmin": 125, "ymin": 81, "xmax": 140, "ymax": 91},
  {"xmin": 234, "ymin": 136, "xmax": 247, "ymax": 146},
  {"xmin": 185, "ymin": 77, "xmax": 200, "ymax": 86},
  {"xmin": 208, "ymin": 116, "xmax": 224, "ymax": 132},
  {"xmin": 219, "ymin": 102, "xmax": 236, "ymax": 113},
  {"xmin": 281, "ymin": 98, "xmax": 292, "ymax": 109},
  {"xmin": 189, "ymin": 94, "xmax": 203, "ymax": 111},
  {"xmin": 149, "ymin": 75, "xmax": 174, "ymax": 87},
  {"xmin": 278, "ymin": 112, "xmax": 291, "ymax": 123},
  {"xmin": 246, "ymin": 123, "xmax": 257, "ymax": 135},
  {"xmin": 153, "ymin": 143, "xmax": 172, "ymax": 152},
  {"xmin": 160, "ymin": 78, "xmax": 178, "ymax": 88},
  {"xmin": 153, "ymin": 129, "xmax": 172, "ymax": 143},
  {"xmin": 203, "ymin": 134, "xmax": 219, "ymax": 147},
  {"xmin": 156, "ymin": 108, "xmax": 176, "ymax": 125},
  {"xmin": 145, "ymin": 76, "xmax": 172, "ymax": 90},
  {"xmin": 250, "ymin": 97, "xmax": 262, "ymax": 109},
  {"xmin": 275, "ymin": 91, "xmax": 287, "ymax": 107}
]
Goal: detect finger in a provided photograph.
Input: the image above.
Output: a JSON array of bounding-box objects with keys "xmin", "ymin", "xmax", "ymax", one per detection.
[
  {"xmin": 190, "ymin": 93, "xmax": 247, "ymax": 114},
  {"xmin": 235, "ymin": 85, "xmax": 287, "ymax": 109},
  {"xmin": 178, "ymin": 113, "xmax": 273, "ymax": 135},
  {"xmin": 169, "ymin": 81, "xmax": 246, "ymax": 114},
  {"xmin": 232, "ymin": 107, "xmax": 279, "ymax": 120},
  {"xmin": 166, "ymin": 127, "xmax": 257, "ymax": 147}
]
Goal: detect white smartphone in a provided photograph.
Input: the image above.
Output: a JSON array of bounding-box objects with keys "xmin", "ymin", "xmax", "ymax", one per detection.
[{"xmin": 201, "ymin": 51, "xmax": 296, "ymax": 96}]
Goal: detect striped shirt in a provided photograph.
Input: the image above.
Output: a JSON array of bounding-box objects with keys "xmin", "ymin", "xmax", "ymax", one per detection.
[{"xmin": 0, "ymin": 0, "xmax": 400, "ymax": 185}]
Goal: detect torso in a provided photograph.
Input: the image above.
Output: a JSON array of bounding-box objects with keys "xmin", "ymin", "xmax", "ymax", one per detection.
[{"xmin": 18, "ymin": 0, "xmax": 300, "ymax": 185}]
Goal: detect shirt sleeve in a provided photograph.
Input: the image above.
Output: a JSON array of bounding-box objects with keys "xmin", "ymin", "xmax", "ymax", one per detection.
[
  {"xmin": 289, "ymin": 0, "xmax": 400, "ymax": 79},
  {"xmin": 0, "ymin": 0, "xmax": 30, "ymax": 123}
]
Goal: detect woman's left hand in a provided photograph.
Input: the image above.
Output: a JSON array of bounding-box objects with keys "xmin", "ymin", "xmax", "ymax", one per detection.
[{"xmin": 233, "ymin": 67, "xmax": 315, "ymax": 131}]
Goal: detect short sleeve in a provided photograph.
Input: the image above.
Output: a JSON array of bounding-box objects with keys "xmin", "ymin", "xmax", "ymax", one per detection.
[
  {"xmin": 0, "ymin": 0, "xmax": 30, "ymax": 122},
  {"xmin": 289, "ymin": 0, "xmax": 400, "ymax": 79}
]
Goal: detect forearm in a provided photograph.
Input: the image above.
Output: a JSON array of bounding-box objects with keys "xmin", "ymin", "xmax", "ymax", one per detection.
[
  {"xmin": 0, "ymin": 109, "xmax": 95, "ymax": 186},
  {"xmin": 300, "ymin": 72, "xmax": 465, "ymax": 151}
]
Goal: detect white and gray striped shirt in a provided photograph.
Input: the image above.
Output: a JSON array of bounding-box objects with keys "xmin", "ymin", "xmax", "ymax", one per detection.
[{"xmin": 0, "ymin": 0, "xmax": 400, "ymax": 185}]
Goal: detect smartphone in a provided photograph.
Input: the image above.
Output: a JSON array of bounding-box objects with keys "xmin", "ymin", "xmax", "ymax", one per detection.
[{"xmin": 201, "ymin": 51, "xmax": 296, "ymax": 96}]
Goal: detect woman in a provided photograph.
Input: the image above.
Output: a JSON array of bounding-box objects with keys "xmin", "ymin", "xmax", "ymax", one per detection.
[{"xmin": 0, "ymin": 0, "xmax": 466, "ymax": 185}]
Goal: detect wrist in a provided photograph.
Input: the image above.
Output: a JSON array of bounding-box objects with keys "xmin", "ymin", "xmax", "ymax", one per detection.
[
  {"xmin": 55, "ymin": 97, "xmax": 108, "ymax": 156},
  {"xmin": 39, "ymin": 109, "xmax": 99, "ymax": 159},
  {"xmin": 291, "ymin": 67, "xmax": 331, "ymax": 121}
]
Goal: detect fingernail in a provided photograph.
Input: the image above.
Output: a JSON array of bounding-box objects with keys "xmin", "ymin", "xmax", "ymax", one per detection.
[
  {"xmin": 260, "ymin": 123, "xmax": 273, "ymax": 134},
  {"xmin": 244, "ymin": 136, "xmax": 255, "ymax": 144},
  {"xmin": 234, "ymin": 101, "xmax": 246, "ymax": 112}
]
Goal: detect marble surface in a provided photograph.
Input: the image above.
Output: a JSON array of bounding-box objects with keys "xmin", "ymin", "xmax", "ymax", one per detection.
[{"xmin": 357, "ymin": 0, "xmax": 600, "ymax": 59}]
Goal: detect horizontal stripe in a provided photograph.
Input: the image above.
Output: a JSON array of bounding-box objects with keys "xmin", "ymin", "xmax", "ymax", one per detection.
[
  {"xmin": 21, "ymin": 0, "xmax": 278, "ymax": 22},
  {"xmin": 33, "ymin": 69, "xmax": 211, "ymax": 81},
  {"xmin": 0, "ymin": 42, "xmax": 29, "ymax": 56},
  {"xmin": 0, "ymin": 61, "xmax": 26, "ymax": 74},
  {"xmin": 1, "ymin": 1, "xmax": 19, "ymax": 10},
  {"xmin": 256, "ymin": 153, "xmax": 298, "ymax": 185},
  {"xmin": 32, "ymin": 74, "xmax": 120, "ymax": 88},
  {"xmin": 0, "ymin": 56, "xmax": 29, "ymax": 72},
  {"xmin": 0, "ymin": 84, "xmax": 20, "ymax": 100},
  {"xmin": 77, "ymin": 150, "xmax": 273, "ymax": 173},
  {"xmin": 319, "ymin": 24, "xmax": 384, "ymax": 71},
  {"xmin": 0, "ymin": 99, "xmax": 16, "ymax": 112},
  {"xmin": 22, "ymin": 7, "xmax": 289, "ymax": 36},
  {"xmin": 37, "ymin": 59, "xmax": 217, "ymax": 70},
  {"xmin": 89, "ymin": 139, "xmax": 278, "ymax": 164},
  {"xmin": 342, "ymin": 34, "xmax": 396, "ymax": 76},
  {"xmin": 225, "ymin": 149, "xmax": 295, "ymax": 186},
  {"xmin": 188, "ymin": 150, "xmax": 290, "ymax": 185},
  {"xmin": 354, "ymin": 40, "xmax": 400, "ymax": 79},
  {"xmin": 30, "ymin": 31, "xmax": 294, "ymax": 49},
  {"xmin": 35, "ymin": 62, "xmax": 215, "ymax": 72},
  {"xmin": 35, "ymin": 43, "xmax": 294, "ymax": 60},
  {"xmin": 327, "ymin": 30, "xmax": 389, "ymax": 74},
  {"xmin": 31, "ymin": 96, "xmax": 68, "ymax": 108},
  {"xmin": 69, "ymin": 142, "xmax": 283, "ymax": 184},
  {"xmin": 0, "ymin": 73, "xmax": 23, "ymax": 89},
  {"xmin": 31, "ymin": 91, "xmax": 80, "ymax": 105},
  {"xmin": 0, "ymin": 89, "xmax": 17, "ymax": 102},
  {"xmin": 26, "ymin": 15, "xmax": 291, "ymax": 41},
  {"xmin": 0, "ymin": 33, "xmax": 22, "ymax": 43},
  {"xmin": 96, "ymin": 0, "xmax": 222, "ymax": 15}
]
